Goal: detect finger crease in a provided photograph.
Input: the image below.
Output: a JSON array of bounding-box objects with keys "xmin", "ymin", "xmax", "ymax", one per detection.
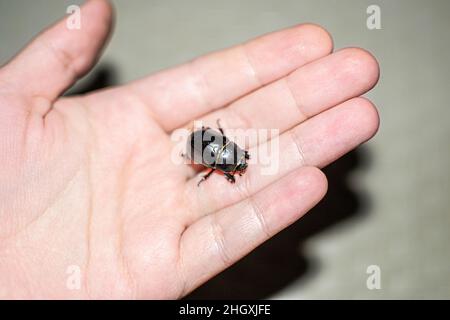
[
  {"xmin": 284, "ymin": 77, "xmax": 308, "ymax": 121},
  {"xmin": 40, "ymin": 38, "xmax": 78, "ymax": 82},
  {"xmin": 248, "ymin": 195, "xmax": 271, "ymax": 238},
  {"xmin": 289, "ymin": 129, "xmax": 307, "ymax": 165},
  {"xmin": 210, "ymin": 214, "xmax": 232, "ymax": 267},
  {"xmin": 187, "ymin": 59, "xmax": 215, "ymax": 114},
  {"xmin": 228, "ymin": 105, "xmax": 253, "ymax": 130},
  {"xmin": 239, "ymin": 44, "xmax": 264, "ymax": 87}
]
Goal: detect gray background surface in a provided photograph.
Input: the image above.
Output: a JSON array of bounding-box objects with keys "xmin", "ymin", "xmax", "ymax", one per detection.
[{"xmin": 1, "ymin": 0, "xmax": 449, "ymax": 299}]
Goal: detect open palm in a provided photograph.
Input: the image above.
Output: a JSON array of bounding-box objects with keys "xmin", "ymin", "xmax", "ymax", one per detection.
[{"xmin": 0, "ymin": 0, "xmax": 379, "ymax": 299}]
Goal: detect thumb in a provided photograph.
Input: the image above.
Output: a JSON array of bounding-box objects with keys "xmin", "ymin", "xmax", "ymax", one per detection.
[{"xmin": 0, "ymin": 0, "xmax": 114, "ymax": 103}]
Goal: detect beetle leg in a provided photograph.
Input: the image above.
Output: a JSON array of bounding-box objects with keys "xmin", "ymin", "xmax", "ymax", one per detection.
[
  {"xmin": 224, "ymin": 172, "xmax": 236, "ymax": 184},
  {"xmin": 216, "ymin": 119, "xmax": 225, "ymax": 135},
  {"xmin": 197, "ymin": 168, "xmax": 215, "ymax": 187}
]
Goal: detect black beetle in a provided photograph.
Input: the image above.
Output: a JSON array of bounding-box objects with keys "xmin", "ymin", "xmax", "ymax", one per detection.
[{"xmin": 185, "ymin": 120, "xmax": 250, "ymax": 186}]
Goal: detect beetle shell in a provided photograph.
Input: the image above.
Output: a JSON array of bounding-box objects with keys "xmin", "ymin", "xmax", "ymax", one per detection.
[{"xmin": 186, "ymin": 127, "xmax": 248, "ymax": 173}]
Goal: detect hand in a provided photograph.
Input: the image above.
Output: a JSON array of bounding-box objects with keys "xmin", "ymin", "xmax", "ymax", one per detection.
[{"xmin": 0, "ymin": 0, "xmax": 379, "ymax": 299}]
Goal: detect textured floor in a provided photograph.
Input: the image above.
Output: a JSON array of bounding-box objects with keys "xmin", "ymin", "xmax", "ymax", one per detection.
[{"xmin": 1, "ymin": 0, "xmax": 449, "ymax": 299}]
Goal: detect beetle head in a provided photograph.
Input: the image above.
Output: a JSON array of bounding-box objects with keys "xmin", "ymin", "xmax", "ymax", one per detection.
[{"xmin": 235, "ymin": 157, "xmax": 248, "ymax": 173}]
